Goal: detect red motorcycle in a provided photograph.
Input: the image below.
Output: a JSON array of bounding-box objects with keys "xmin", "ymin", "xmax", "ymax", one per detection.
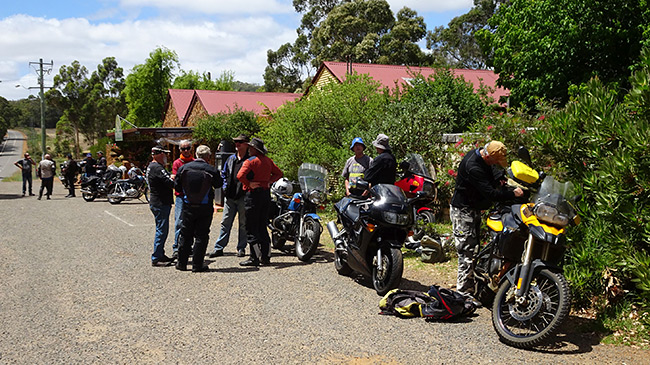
[{"xmin": 395, "ymin": 154, "xmax": 438, "ymax": 241}]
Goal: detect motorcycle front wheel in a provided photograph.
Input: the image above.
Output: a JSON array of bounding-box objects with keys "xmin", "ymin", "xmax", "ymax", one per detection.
[
  {"xmin": 107, "ymin": 185, "xmax": 123, "ymax": 205},
  {"xmin": 82, "ymin": 192, "xmax": 95, "ymax": 202},
  {"xmin": 295, "ymin": 217, "xmax": 321, "ymax": 262},
  {"xmin": 492, "ymin": 269, "xmax": 571, "ymax": 349},
  {"xmin": 372, "ymin": 247, "xmax": 403, "ymax": 296}
]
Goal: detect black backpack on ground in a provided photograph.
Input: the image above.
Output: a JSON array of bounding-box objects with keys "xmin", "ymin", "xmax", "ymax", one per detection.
[{"xmin": 379, "ymin": 285, "xmax": 477, "ymax": 320}]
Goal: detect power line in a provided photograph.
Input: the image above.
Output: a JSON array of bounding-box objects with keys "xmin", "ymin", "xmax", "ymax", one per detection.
[{"xmin": 28, "ymin": 59, "xmax": 54, "ymax": 158}]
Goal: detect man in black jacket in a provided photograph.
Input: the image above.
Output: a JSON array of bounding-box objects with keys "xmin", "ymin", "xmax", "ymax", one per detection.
[
  {"xmin": 450, "ymin": 141, "xmax": 523, "ymax": 297},
  {"xmin": 209, "ymin": 134, "xmax": 249, "ymax": 258},
  {"xmin": 63, "ymin": 153, "xmax": 79, "ymax": 198},
  {"xmin": 174, "ymin": 145, "xmax": 223, "ymax": 272},
  {"xmin": 364, "ymin": 133, "xmax": 397, "ymax": 186},
  {"xmin": 147, "ymin": 145, "xmax": 175, "ymax": 266}
]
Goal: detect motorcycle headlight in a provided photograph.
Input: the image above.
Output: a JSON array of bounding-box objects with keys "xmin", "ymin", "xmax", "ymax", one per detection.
[
  {"xmin": 382, "ymin": 211, "xmax": 411, "ymax": 226},
  {"xmin": 534, "ymin": 204, "xmax": 570, "ymax": 227},
  {"xmin": 308, "ymin": 190, "xmax": 325, "ymax": 205}
]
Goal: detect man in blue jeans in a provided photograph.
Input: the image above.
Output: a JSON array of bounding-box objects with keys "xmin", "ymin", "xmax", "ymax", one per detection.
[
  {"xmin": 171, "ymin": 139, "xmax": 194, "ymax": 259},
  {"xmin": 209, "ymin": 134, "xmax": 249, "ymax": 258},
  {"xmin": 146, "ymin": 145, "xmax": 175, "ymax": 266}
]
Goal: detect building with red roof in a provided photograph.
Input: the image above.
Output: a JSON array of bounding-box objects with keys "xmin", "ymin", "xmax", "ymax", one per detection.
[{"xmin": 306, "ymin": 61, "xmax": 509, "ymax": 104}]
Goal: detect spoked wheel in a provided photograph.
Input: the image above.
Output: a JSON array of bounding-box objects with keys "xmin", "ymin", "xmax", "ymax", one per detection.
[
  {"xmin": 492, "ymin": 269, "xmax": 571, "ymax": 348},
  {"xmin": 271, "ymin": 231, "xmax": 286, "ymax": 250},
  {"xmin": 107, "ymin": 185, "xmax": 123, "ymax": 204},
  {"xmin": 412, "ymin": 210, "xmax": 436, "ymax": 241},
  {"xmin": 295, "ymin": 217, "xmax": 321, "ymax": 262},
  {"xmin": 372, "ymin": 247, "xmax": 403, "ymax": 296},
  {"xmin": 82, "ymin": 192, "xmax": 96, "ymax": 202}
]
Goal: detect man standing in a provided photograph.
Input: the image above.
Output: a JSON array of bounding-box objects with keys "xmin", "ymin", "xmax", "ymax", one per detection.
[
  {"xmin": 364, "ymin": 133, "xmax": 397, "ymax": 186},
  {"xmin": 171, "ymin": 140, "xmax": 194, "ymax": 259},
  {"xmin": 14, "ymin": 152, "xmax": 36, "ymax": 196},
  {"xmin": 174, "ymin": 145, "xmax": 222, "ymax": 272},
  {"xmin": 147, "ymin": 145, "xmax": 175, "ymax": 266},
  {"xmin": 95, "ymin": 151, "xmax": 107, "ymax": 174},
  {"xmin": 237, "ymin": 138, "xmax": 283, "ymax": 267},
  {"xmin": 341, "ymin": 137, "xmax": 372, "ymax": 196},
  {"xmin": 209, "ymin": 134, "xmax": 250, "ymax": 258},
  {"xmin": 83, "ymin": 153, "xmax": 97, "ymax": 177},
  {"xmin": 37, "ymin": 154, "xmax": 56, "ymax": 200},
  {"xmin": 62, "ymin": 153, "xmax": 79, "ymax": 198},
  {"xmin": 450, "ymin": 141, "xmax": 524, "ymax": 298}
]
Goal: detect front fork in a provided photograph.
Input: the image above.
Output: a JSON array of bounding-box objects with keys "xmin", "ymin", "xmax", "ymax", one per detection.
[{"xmin": 514, "ymin": 233, "xmax": 535, "ymax": 298}]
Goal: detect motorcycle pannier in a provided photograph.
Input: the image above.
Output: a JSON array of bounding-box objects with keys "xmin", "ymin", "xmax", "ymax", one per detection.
[{"xmin": 508, "ymin": 161, "xmax": 539, "ymax": 185}]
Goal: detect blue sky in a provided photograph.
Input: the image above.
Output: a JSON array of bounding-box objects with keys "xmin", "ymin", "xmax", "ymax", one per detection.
[{"xmin": 0, "ymin": 0, "xmax": 472, "ymax": 100}]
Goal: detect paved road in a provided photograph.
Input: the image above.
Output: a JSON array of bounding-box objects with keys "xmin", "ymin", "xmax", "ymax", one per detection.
[
  {"xmin": 1, "ymin": 180, "xmax": 648, "ymax": 364},
  {"xmin": 0, "ymin": 130, "xmax": 24, "ymax": 180}
]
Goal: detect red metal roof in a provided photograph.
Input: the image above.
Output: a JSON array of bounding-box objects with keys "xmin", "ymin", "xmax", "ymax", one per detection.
[
  {"xmin": 194, "ymin": 90, "xmax": 301, "ymax": 115},
  {"xmin": 316, "ymin": 61, "xmax": 509, "ymax": 103},
  {"xmin": 167, "ymin": 89, "xmax": 195, "ymax": 122}
]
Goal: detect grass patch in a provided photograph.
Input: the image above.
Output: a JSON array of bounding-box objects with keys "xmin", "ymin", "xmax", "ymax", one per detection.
[{"xmin": 599, "ymin": 302, "xmax": 650, "ymax": 349}]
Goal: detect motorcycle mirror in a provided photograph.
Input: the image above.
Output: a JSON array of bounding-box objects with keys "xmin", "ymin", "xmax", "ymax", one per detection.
[
  {"xmin": 399, "ymin": 160, "xmax": 410, "ymax": 171},
  {"xmin": 356, "ymin": 179, "xmax": 369, "ymax": 192},
  {"xmin": 517, "ymin": 146, "xmax": 532, "ymax": 165}
]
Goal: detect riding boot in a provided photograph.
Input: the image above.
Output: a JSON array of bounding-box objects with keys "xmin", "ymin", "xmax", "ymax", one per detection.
[{"xmin": 250, "ymin": 243, "xmax": 262, "ymax": 260}]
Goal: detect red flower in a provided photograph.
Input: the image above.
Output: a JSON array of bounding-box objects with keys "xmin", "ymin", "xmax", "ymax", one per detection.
[
  {"xmin": 487, "ymin": 125, "xmax": 494, "ymax": 131},
  {"xmin": 520, "ymin": 128, "xmax": 527, "ymax": 134},
  {"xmin": 538, "ymin": 115, "xmax": 546, "ymax": 120},
  {"xmin": 454, "ymin": 138, "xmax": 464, "ymax": 147},
  {"xmin": 447, "ymin": 169, "xmax": 457, "ymax": 178},
  {"xmin": 459, "ymin": 152, "xmax": 465, "ymax": 157},
  {"xmin": 444, "ymin": 181, "xmax": 450, "ymax": 186}
]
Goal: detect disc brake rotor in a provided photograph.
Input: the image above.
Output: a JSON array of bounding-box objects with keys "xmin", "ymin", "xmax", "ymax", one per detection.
[{"xmin": 507, "ymin": 285, "xmax": 544, "ymax": 321}]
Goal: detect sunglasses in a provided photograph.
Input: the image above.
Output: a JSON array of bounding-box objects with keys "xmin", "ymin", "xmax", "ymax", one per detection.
[{"xmin": 180, "ymin": 147, "xmax": 191, "ymax": 151}]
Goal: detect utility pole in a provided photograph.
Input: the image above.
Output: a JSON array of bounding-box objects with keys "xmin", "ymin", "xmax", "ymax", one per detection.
[{"xmin": 29, "ymin": 59, "xmax": 54, "ymax": 158}]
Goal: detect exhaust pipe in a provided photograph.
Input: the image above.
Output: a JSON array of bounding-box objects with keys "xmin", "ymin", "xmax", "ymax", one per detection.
[{"xmin": 326, "ymin": 221, "xmax": 339, "ymax": 239}]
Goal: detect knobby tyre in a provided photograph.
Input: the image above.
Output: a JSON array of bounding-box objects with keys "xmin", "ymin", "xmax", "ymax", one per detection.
[
  {"xmin": 492, "ymin": 269, "xmax": 571, "ymax": 349},
  {"xmin": 295, "ymin": 216, "xmax": 320, "ymax": 262},
  {"xmin": 372, "ymin": 246, "xmax": 403, "ymax": 296}
]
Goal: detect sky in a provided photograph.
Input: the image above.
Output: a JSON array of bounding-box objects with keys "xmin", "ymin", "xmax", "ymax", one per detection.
[{"xmin": 0, "ymin": 0, "xmax": 472, "ymax": 100}]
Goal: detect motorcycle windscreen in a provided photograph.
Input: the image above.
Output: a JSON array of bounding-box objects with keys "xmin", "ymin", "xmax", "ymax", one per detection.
[
  {"xmin": 402, "ymin": 153, "xmax": 435, "ymax": 180},
  {"xmin": 370, "ymin": 184, "xmax": 408, "ymax": 207},
  {"xmin": 297, "ymin": 163, "xmax": 327, "ymax": 193}
]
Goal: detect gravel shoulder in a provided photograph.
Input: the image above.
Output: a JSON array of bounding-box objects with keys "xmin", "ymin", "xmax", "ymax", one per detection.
[{"xmin": 0, "ymin": 180, "xmax": 648, "ymax": 364}]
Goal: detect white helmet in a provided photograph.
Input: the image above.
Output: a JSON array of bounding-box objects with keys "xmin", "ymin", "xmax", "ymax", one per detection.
[{"xmin": 272, "ymin": 178, "xmax": 293, "ymax": 195}]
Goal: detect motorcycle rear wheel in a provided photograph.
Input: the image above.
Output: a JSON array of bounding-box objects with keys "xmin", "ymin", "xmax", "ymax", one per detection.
[
  {"xmin": 82, "ymin": 192, "xmax": 95, "ymax": 202},
  {"xmin": 492, "ymin": 269, "xmax": 571, "ymax": 348},
  {"xmin": 412, "ymin": 210, "xmax": 436, "ymax": 241},
  {"xmin": 334, "ymin": 247, "xmax": 352, "ymax": 276},
  {"xmin": 295, "ymin": 217, "xmax": 321, "ymax": 262},
  {"xmin": 372, "ymin": 247, "xmax": 403, "ymax": 296}
]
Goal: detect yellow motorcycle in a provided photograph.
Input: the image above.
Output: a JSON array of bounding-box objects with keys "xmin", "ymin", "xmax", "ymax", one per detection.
[{"xmin": 473, "ymin": 147, "xmax": 581, "ymax": 348}]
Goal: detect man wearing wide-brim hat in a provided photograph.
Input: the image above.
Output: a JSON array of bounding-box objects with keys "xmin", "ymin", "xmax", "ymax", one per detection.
[
  {"xmin": 236, "ymin": 137, "xmax": 283, "ymax": 266},
  {"xmin": 363, "ymin": 133, "xmax": 397, "ymax": 186},
  {"xmin": 209, "ymin": 134, "xmax": 250, "ymax": 258}
]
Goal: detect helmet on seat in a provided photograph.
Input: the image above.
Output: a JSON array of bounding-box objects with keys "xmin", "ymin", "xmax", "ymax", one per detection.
[{"xmin": 272, "ymin": 178, "xmax": 293, "ymax": 195}]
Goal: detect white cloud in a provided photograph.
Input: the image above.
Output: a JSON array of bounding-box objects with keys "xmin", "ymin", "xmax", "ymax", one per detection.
[
  {"xmin": 0, "ymin": 13, "xmax": 296, "ymax": 100},
  {"xmin": 118, "ymin": 0, "xmax": 294, "ymax": 15},
  {"xmin": 386, "ymin": 0, "xmax": 473, "ymax": 13}
]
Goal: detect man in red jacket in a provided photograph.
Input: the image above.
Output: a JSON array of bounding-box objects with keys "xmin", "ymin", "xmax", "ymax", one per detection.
[
  {"xmin": 237, "ymin": 137, "xmax": 283, "ymax": 266},
  {"xmin": 171, "ymin": 140, "xmax": 194, "ymax": 258}
]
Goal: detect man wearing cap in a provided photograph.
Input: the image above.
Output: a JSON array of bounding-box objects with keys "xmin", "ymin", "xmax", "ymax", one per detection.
[
  {"xmin": 171, "ymin": 140, "xmax": 194, "ymax": 258},
  {"xmin": 209, "ymin": 134, "xmax": 250, "ymax": 258},
  {"xmin": 174, "ymin": 145, "xmax": 222, "ymax": 272},
  {"xmin": 341, "ymin": 137, "xmax": 372, "ymax": 196},
  {"xmin": 237, "ymin": 137, "xmax": 283, "ymax": 266},
  {"xmin": 363, "ymin": 133, "xmax": 397, "ymax": 186},
  {"xmin": 83, "ymin": 153, "xmax": 97, "ymax": 177},
  {"xmin": 450, "ymin": 141, "xmax": 524, "ymax": 298},
  {"xmin": 14, "ymin": 152, "xmax": 36, "ymax": 196},
  {"xmin": 147, "ymin": 145, "xmax": 175, "ymax": 266},
  {"xmin": 95, "ymin": 151, "xmax": 107, "ymax": 174}
]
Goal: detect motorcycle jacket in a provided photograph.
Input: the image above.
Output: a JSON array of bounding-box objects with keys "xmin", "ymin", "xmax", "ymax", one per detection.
[
  {"xmin": 364, "ymin": 150, "xmax": 396, "ymax": 186},
  {"xmin": 451, "ymin": 148, "xmax": 515, "ymax": 211},
  {"xmin": 175, "ymin": 159, "xmax": 222, "ymax": 205},
  {"xmin": 146, "ymin": 161, "xmax": 174, "ymax": 207},
  {"xmin": 222, "ymin": 152, "xmax": 248, "ymax": 199}
]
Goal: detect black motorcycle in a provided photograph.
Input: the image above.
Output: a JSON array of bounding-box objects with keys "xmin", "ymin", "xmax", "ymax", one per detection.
[
  {"xmin": 327, "ymin": 181, "xmax": 423, "ymax": 295},
  {"xmin": 269, "ymin": 163, "xmax": 327, "ymax": 262},
  {"xmin": 79, "ymin": 168, "xmax": 121, "ymax": 202}
]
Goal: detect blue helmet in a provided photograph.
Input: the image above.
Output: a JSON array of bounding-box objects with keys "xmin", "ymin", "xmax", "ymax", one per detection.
[{"xmin": 350, "ymin": 137, "xmax": 366, "ymax": 150}]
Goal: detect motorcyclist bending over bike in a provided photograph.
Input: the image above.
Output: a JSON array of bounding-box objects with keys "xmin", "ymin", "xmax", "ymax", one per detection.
[{"xmin": 450, "ymin": 141, "xmax": 523, "ymax": 299}]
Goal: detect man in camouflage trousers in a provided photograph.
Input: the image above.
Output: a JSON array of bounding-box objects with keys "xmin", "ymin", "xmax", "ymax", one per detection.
[{"xmin": 449, "ymin": 141, "xmax": 523, "ymax": 297}]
